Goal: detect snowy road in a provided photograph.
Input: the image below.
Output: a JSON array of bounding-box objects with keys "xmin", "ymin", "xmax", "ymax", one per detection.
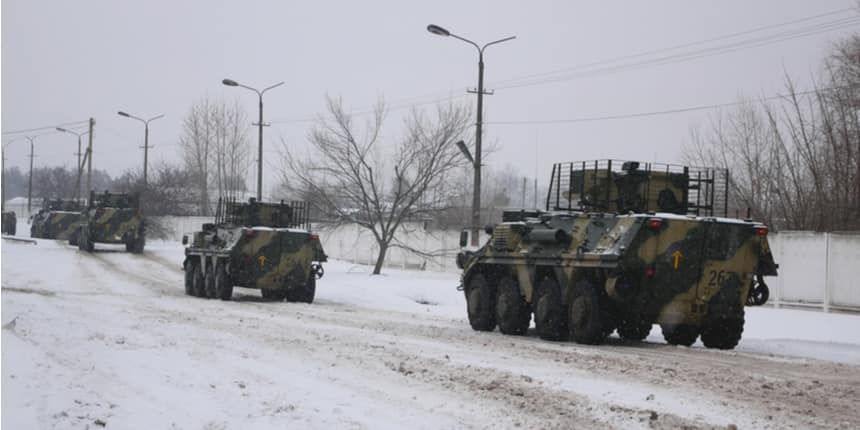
[{"xmin": 2, "ymin": 235, "xmax": 860, "ymax": 429}]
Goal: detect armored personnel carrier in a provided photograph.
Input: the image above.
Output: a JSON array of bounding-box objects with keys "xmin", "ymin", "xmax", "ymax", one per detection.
[
  {"xmin": 73, "ymin": 191, "xmax": 145, "ymax": 253},
  {"xmin": 1, "ymin": 211, "xmax": 16, "ymax": 235},
  {"xmin": 182, "ymin": 198, "xmax": 327, "ymax": 302},
  {"xmin": 30, "ymin": 199, "xmax": 85, "ymax": 240},
  {"xmin": 457, "ymin": 160, "xmax": 777, "ymax": 350}
]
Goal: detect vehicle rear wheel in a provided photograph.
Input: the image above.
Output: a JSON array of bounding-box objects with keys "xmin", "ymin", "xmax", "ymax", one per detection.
[
  {"xmin": 661, "ymin": 324, "xmax": 699, "ymax": 346},
  {"xmin": 204, "ymin": 263, "xmax": 216, "ymax": 299},
  {"xmin": 78, "ymin": 228, "xmax": 94, "ymax": 252},
  {"xmin": 617, "ymin": 315, "xmax": 652, "ymax": 341},
  {"xmin": 534, "ymin": 276, "xmax": 567, "ymax": 340},
  {"xmin": 701, "ymin": 313, "xmax": 745, "ymax": 350},
  {"xmin": 286, "ymin": 270, "xmax": 316, "ymax": 304},
  {"xmin": 261, "ymin": 288, "xmax": 287, "ymax": 301},
  {"xmin": 192, "ymin": 262, "xmax": 206, "ymax": 298},
  {"xmin": 126, "ymin": 234, "xmax": 145, "ymax": 254},
  {"xmin": 568, "ymin": 279, "xmax": 607, "ymax": 345},
  {"xmin": 184, "ymin": 260, "xmax": 196, "ymax": 296},
  {"xmin": 214, "ymin": 261, "xmax": 232, "ymax": 300},
  {"xmin": 496, "ymin": 276, "xmax": 530, "ymax": 335},
  {"xmin": 466, "ymin": 274, "xmax": 496, "ymax": 332}
]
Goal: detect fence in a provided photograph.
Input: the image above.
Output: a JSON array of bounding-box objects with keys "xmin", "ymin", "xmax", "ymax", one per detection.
[{"xmin": 767, "ymin": 231, "xmax": 860, "ymax": 312}]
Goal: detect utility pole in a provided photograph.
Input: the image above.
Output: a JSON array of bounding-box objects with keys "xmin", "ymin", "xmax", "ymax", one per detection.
[
  {"xmin": 222, "ymin": 78, "xmax": 284, "ymax": 201},
  {"xmin": 117, "ymin": 111, "xmax": 163, "ymax": 188},
  {"xmin": 86, "ymin": 117, "xmax": 94, "ymax": 198},
  {"xmin": 26, "ymin": 137, "xmax": 35, "ymax": 214},
  {"xmin": 427, "ymin": 24, "xmax": 515, "ymax": 246}
]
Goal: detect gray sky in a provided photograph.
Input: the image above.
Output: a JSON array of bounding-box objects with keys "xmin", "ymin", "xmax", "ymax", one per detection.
[{"xmin": 3, "ymin": 0, "xmax": 858, "ymax": 198}]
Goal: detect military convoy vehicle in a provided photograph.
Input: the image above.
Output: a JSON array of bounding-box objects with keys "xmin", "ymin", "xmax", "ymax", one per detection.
[
  {"xmin": 456, "ymin": 160, "xmax": 777, "ymax": 350},
  {"xmin": 182, "ymin": 198, "xmax": 326, "ymax": 302},
  {"xmin": 30, "ymin": 199, "xmax": 85, "ymax": 240},
  {"xmin": 1, "ymin": 211, "xmax": 16, "ymax": 235},
  {"xmin": 72, "ymin": 191, "xmax": 146, "ymax": 253}
]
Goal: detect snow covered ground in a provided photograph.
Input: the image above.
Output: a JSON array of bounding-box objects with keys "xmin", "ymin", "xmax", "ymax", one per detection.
[{"xmin": 2, "ymin": 225, "xmax": 860, "ymax": 429}]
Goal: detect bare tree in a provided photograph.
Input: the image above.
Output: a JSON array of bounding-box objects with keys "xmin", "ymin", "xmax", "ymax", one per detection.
[
  {"xmin": 180, "ymin": 96, "xmax": 250, "ymax": 215},
  {"xmin": 279, "ymin": 96, "xmax": 471, "ymax": 274},
  {"xmin": 683, "ymin": 32, "xmax": 860, "ymax": 231}
]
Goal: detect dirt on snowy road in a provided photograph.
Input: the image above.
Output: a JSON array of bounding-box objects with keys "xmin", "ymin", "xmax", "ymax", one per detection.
[{"xmin": 2, "ymin": 238, "xmax": 859, "ymax": 430}]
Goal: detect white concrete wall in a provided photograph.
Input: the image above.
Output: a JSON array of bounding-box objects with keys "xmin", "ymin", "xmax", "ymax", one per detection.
[{"xmin": 149, "ymin": 217, "xmax": 860, "ymax": 310}]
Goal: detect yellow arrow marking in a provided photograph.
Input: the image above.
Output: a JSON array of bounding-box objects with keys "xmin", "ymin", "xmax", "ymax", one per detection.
[
  {"xmin": 259, "ymin": 255, "xmax": 267, "ymax": 268},
  {"xmin": 672, "ymin": 250, "xmax": 682, "ymax": 270}
]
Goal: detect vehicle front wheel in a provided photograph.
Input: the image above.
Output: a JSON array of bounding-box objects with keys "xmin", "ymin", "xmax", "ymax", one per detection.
[
  {"xmin": 192, "ymin": 262, "xmax": 206, "ymax": 298},
  {"xmin": 214, "ymin": 261, "xmax": 232, "ymax": 300},
  {"xmin": 496, "ymin": 276, "xmax": 530, "ymax": 335},
  {"xmin": 534, "ymin": 276, "xmax": 567, "ymax": 341},
  {"xmin": 184, "ymin": 260, "xmax": 196, "ymax": 296},
  {"xmin": 466, "ymin": 274, "xmax": 496, "ymax": 332},
  {"xmin": 568, "ymin": 279, "xmax": 607, "ymax": 345},
  {"xmin": 661, "ymin": 324, "xmax": 699, "ymax": 346}
]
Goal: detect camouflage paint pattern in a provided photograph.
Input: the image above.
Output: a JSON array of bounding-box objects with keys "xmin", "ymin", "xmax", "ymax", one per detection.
[
  {"xmin": 31, "ymin": 211, "xmax": 84, "ymax": 240},
  {"xmin": 184, "ymin": 198, "xmax": 326, "ymax": 293},
  {"xmin": 569, "ymin": 169, "xmax": 688, "ymax": 214},
  {"xmin": 84, "ymin": 207, "xmax": 144, "ymax": 243},
  {"xmin": 460, "ymin": 211, "xmax": 776, "ymax": 331}
]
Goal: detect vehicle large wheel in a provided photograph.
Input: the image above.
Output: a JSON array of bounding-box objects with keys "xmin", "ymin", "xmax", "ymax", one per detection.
[
  {"xmin": 192, "ymin": 262, "xmax": 206, "ymax": 298},
  {"xmin": 661, "ymin": 324, "xmax": 699, "ymax": 346},
  {"xmin": 701, "ymin": 312, "xmax": 745, "ymax": 350},
  {"xmin": 204, "ymin": 263, "xmax": 217, "ymax": 299},
  {"xmin": 496, "ymin": 276, "xmax": 530, "ymax": 335},
  {"xmin": 261, "ymin": 288, "xmax": 287, "ymax": 301},
  {"xmin": 286, "ymin": 270, "xmax": 316, "ymax": 304},
  {"xmin": 466, "ymin": 274, "xmax": 496, "ymax": 332},
  {"xmin": 568, "ymin": 279, "xmax": 607, "ymax": 345},
  {"xmin": 68, "ymin": 228, "xmax": 79, "ymax": 246},
  {"xmin": 214, "ymin": 261, "xmax": 233, "ymax": 301},
  {"xmin": 78, "ymin": 228, "xmax": 94, "ymax": 252},
  {"xmin": 184, "ymin": 260, "xmax": 196, "ymax": 296},
  {"xmin": 617, "ymin": 314, "xmax": 652, "ymax": 341},
  {"xmin": 126, "ymin": 234, "xmax": 145, "ymax": 254},
  {"xmin": 534, "ymin": 276, "xmax": 567, "ymax": 341}
]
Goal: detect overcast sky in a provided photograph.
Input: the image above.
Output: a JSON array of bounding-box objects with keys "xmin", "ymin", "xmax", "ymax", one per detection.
[{"xmin": 2, "ymin": 1, "xmax": 858, "ymax": 198}]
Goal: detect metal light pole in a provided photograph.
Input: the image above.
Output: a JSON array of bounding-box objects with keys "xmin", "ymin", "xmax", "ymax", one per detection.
[
  {"xmin": 117, "ymin": 111, "xmax": 164, "ymax": 188},
  {"xmin": 222, "ymin": 78, "xmax": 284, "ymax": 201},
  {"xmin": 56, "ymin": 127, "xmax": 90, "ymax": 201},
  {"xmin": 427, "ymin": 24, "xmax": 515, "ymax": 246},
  {"xmin": 24, "ymin": 136, "xmax": 38, "ymax": 214}
]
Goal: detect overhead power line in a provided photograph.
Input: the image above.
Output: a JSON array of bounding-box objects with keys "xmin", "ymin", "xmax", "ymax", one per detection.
[
  {"xmin": 494, "ymin": 16, "xmax": 860, "ymax": 90},
  {"xmin": 2, "ymin": 120, "xmax": 90, "ymax": 136},
  {"xmin": 492, "ymin": 7, "xmax": 857, "ymax": 87},
  {"xmin": 485, "ymin": 85, "xmax": 855, "ymax": 125}
]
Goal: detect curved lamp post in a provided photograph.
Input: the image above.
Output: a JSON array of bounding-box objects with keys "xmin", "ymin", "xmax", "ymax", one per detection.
[
  {"xmin": 222, "ymin": 78, "xmax": 284, "ymax": 200},
  {"xmin": 427, "ymin": 24, "xmax": 515, "ymax": 246},
  {"xmin": 117, "ymin": 111, "xmax": 164, "ymax": 188}
]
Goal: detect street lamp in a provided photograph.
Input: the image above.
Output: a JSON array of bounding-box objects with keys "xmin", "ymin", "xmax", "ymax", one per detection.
[
  {"xmin": 427, "ymin": 24, "xmax": 515, "ymax": 246},
  {"xmin": 56, "ymin": 127, "xmax": 90, "ymax": 201},
  {"xmin": 222, "ymin": 78, "xmax": 284, "ymax": 201},
  {"xmin": 117, "ymin": 111, "xmax": 164, "ymax": 188}
]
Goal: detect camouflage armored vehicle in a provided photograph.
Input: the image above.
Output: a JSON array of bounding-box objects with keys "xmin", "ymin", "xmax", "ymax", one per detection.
[
  {"xmin": 182, "ymin": 198, "xmax": 327, "ymax": 302},
  {"xmin": 457, "ymin": 160, "xmax": 777, "ymax": 350},
  {"xmin": 73, "ymin": 191, "xmax": 146, "ymax": 253},
  {"xmin": 30, "ymin": 199, "xmax": 85, "ymax": 240},
  {"xmin": 1, "ymin": 211, "xmax": 16, "ymax": 235}
]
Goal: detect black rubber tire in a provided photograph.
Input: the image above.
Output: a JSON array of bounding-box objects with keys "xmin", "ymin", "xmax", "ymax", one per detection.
[
  {"xmin": 192, "ymin": 262, "xmax": 206, "ymax": 298},
  {"xmin": 126, "ymin": 234, "xmax": 145, "ymax": 254},
  {"xmin": 568, "ymin": 279, "xmax": 608, "ymax": 345},
  {"xmin": 68, "ymin": 228, "xmax": 79, "ymax": 246},
  {"xmin": 466, "ymin": 274, "xmax": 496, "ymax": 332},
  {"xmin": 286, "ymin": 272, "xmax": 316, "ymax": 304},
  {"xmin": 617, "ymin": 315, "xmax": 652, "ymax": 341},
  {"xmin": 661, "ymin": 324, "xmax": 699, "ymax": 346},
  {"xmin": 701, "ymin": 313, "xmax": 745, "ymax": 350},
  {"xmin": 534, "ymin": 276, "xmax": 567, "ymax": 341},
  {"xmin": 261, "ymin": 288, "xmax": 287, "ymax": 301},
  {"xmin": 214, "ymin": 261, "xmax": 233, "ymax": 301},
  {"xmin": 496, "ymin": 277, "xmax": 530, "ymax": 335},
  {"xmin": 78, "ymin": 229, "xmax": 94, "ymax": 252},
  {"xmin": 204, "ymin": 263, "xmax": 216, "ymax": 299},
  {"xmin": 184, "ymin": 260, "xmax": 196, "ymax": 296}
]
